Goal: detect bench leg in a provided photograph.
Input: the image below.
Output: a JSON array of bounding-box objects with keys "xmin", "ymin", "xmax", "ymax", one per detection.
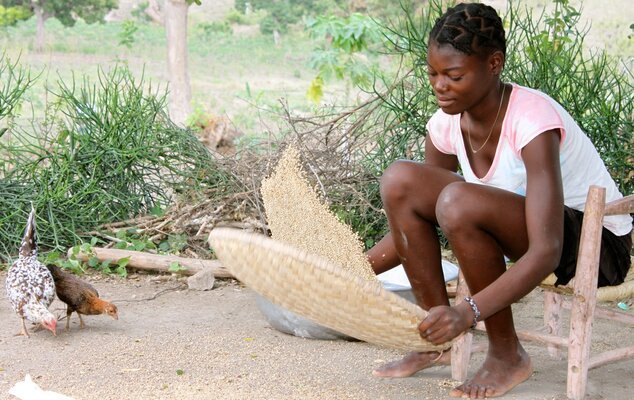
[
  {"xmin": 544, "ymin": 290, "xmax": 563, "ymax": 359},
  {"xmin": 567, "ymin": 186, "xmax": 604, "ymax": 400}
]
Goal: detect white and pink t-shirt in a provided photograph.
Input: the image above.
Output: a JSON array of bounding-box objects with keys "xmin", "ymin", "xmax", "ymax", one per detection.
[{"xmin": 427, "ymin": 83, "xmax": 632, "ymax": 236}]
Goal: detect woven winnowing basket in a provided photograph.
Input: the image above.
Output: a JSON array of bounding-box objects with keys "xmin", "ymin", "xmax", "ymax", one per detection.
[{"xmin": 209, "ymin": 228, "xmax": 449, "ymax": 352}]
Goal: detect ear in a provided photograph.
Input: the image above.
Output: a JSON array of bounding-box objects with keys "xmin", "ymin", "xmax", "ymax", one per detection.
[{"xmin": 488, "ymin": 50, "xmax": 505, "ymax": 76}]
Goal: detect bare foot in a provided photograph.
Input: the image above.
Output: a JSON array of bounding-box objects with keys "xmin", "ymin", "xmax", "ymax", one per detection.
[
  {"xmin": 449, "ymin": 347, "xmax": 533, "ymax": 398},
  {"xmin": 372, "ymin": 350, "xmax": 450, "ymax": 378}
]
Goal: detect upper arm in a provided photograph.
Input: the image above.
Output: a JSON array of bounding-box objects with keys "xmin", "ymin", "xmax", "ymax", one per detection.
[
  {"xmin": 521, "ymin": 129, "xmax": 565, "ymax": 263},
  {"xmin": 424, "ymin": 136, "xmax": 458, "ymax": 171}
]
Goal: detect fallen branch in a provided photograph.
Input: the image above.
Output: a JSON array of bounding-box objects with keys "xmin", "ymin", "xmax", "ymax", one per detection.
[{"xmin": 70, "ymin": 247, "xmax": 234, "ymax": 279}]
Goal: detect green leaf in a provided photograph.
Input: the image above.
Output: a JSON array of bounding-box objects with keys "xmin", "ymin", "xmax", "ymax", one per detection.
[
  {"xmin": 245, "ymin": 81, "xmax": 252, "ymax": 98},
  {"xmin": 159, "ymin": 241, "xmax": 171, "ymax": 252},
  {"xmin": 43, "ymin": 251, "xmax": 61, "ymax": 264},
  {"xmin": 88, "ymin": 256, "xmax": 99, "ymax": 267},
  {"xmin": 115, "ymin": 265, "xmax": 127, "ymax": 278},
  {"xmin": 306, "ymin": 76, "xmax": 324, "ymax": 104},
  {"xmin": 117, "ymin": 257, "xmax": 130, "ymax": 268},
  {"xmin": 132, "ymin": 241, "xmax": 146, "ymax": 251},
  {"xmin": 168, "ymin": 262, "xmax": 186, "ymax": 273},
  {"xmin": 149, "ymin": 205, "xmax": 164, "ymax": 217},
  {"xmin": 70, "ymin": 245, "xmax": 81, "ymax": 256}
]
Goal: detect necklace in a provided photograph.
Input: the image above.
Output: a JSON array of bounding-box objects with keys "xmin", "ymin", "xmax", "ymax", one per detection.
[{"xmin": 466, "ymin": 82, "xmax": 506, "ymax": 154}]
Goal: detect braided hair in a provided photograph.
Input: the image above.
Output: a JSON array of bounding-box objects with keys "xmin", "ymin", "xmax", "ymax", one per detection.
[{"xmin": 430, "ymin": 3, "xmax": 506, "ymax": 58}]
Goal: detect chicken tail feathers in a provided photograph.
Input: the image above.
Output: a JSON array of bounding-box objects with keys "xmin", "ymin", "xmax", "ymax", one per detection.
[{"xmin": 19, "ymin": 203, "xmax": 38, "ymax": 258}]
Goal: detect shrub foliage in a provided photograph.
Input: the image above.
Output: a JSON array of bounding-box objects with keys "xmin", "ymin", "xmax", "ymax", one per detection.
[{"xmin": 0, "ymin": 63, "xmax": 228, "ymax": 261}]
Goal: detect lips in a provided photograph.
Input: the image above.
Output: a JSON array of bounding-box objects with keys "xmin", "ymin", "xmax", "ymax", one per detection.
[{"xmin": 436, "ymin": 98, "xmax": 454, "ymax": 108}]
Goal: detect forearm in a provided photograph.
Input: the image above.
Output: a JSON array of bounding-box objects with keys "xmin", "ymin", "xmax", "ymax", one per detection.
[
  {"xmin": 464, "ymin": 131, "xmax": 565, "ymax": 321},
  {"xmin": 466, "ymin": 249, "xmax": 560, "ymax": 322}
]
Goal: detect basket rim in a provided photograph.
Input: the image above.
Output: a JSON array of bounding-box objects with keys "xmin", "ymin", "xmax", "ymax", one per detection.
[{"xmin": 209, "ymin": 227, "xmax": 450, "ymax": 352}]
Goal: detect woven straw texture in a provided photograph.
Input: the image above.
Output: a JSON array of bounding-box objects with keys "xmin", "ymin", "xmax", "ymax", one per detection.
[{"xmin": 209, "ymin": 228, "xmax": 449, "ymax": 352}]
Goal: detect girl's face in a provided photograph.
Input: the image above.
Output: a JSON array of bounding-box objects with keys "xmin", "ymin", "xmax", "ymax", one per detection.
[{"xmin": 426, "ymin": 41, "xmax": 501, "ymax": 115}]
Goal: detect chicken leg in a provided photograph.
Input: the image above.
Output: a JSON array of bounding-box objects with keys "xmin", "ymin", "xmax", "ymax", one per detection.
[{"xmin": 15, "ymin": 318, "xmax": 30, "ymax": 338}]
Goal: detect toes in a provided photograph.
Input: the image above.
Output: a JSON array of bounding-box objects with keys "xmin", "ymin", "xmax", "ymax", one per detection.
[
  {"xmin": 462, "ymin": 383, "xmax": 477, "ymax": 399},
  {"xmin": 449, "ymin": 383, "xmax": 493, "ymax": 399},
  {"xmin": 484, "ymin": 386, "xmax": 498, "ymax": 398},
  {"xmin": 475, "ymin": 385, "xmax": 489, "ymax": 399},
  {"xmin": 449, "ymin": 384, "xmax": 467, "ymax": 398}
]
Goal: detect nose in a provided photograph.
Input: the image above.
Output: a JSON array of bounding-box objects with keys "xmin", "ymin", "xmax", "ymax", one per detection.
[{"xmin": 432, "ymin": 76, "xmax": 448, "ymax": 94}]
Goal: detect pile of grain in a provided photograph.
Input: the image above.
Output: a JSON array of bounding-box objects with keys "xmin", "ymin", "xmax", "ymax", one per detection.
[{"xmin": 261, "ymin": 145, "xmax": 376, "ymax": 281}]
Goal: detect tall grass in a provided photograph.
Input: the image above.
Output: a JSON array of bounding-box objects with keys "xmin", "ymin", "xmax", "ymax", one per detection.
[
  {"xmin": 0, "ymin": 53, "xmax": 36, "ymax": 127},
  {"xmin": 0, "ymin": 63, "xmax": 230, "ymax": 262}
]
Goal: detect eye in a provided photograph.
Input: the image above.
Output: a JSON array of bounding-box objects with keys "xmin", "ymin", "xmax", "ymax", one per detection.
[{"xmin": 449, "ymin": 75, "xmax": 463, "ymax": 81}]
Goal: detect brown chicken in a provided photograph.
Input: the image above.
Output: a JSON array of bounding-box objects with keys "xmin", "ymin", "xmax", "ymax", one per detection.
[{"xmin": 46, "ymin": 264, "xmax": 119, "ymax": 330}]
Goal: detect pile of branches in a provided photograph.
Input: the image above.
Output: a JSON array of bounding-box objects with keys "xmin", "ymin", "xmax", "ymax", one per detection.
[{"xmin": 101, "ymin": 83, "xmax": 429, "ymax": 258}]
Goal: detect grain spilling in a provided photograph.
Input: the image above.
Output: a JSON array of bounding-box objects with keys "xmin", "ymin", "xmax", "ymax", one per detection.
[{"xmin": 261, "ymin": 145, "xmax": 376, "ymax": 281}]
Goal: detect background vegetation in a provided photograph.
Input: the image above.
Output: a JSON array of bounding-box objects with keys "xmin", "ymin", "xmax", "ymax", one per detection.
[{"xmin": 0, "ymin": 0, "xmax": 632, "ymax": 268}]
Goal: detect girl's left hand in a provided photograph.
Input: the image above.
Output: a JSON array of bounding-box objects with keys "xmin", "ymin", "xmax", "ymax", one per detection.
[{"xmin": 418, "ymin": 304, "xmax": 472, "ymax": 345}]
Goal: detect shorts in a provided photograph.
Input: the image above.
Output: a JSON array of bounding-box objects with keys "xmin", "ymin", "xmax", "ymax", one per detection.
[{"xmin": 554, "ymin": 206, "xmax": 633, "ymax": 287}]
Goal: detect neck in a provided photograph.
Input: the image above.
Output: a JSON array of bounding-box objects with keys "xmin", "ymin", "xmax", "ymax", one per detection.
[
  {"xmin": 25, "ymin": 302, "xmax": 53, "ymax": 323},
  {"xmin": 464, "ymin": 81, "xmax": 507, "ymax": 154},
  {"xmin": 467, "ymin": 81, "xmax": 505, "ymax": 124},
  {"xmin": 87, "ymin": 295, "xmax": 111, "ymax": 310}
]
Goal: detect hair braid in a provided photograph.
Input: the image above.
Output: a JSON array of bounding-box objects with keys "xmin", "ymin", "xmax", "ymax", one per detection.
[{"xmin": 430, "ymin": 3, "xmax": 506, "ymax": 57}]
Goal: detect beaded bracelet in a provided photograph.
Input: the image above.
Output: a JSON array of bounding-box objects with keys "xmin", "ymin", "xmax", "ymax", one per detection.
[{"xmin": 464, "ymin": 296, "xmax": 481, "ymax": 329}]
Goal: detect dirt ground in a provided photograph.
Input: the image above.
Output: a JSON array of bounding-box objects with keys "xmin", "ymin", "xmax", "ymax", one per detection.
[{"xmin": 1, "ymin": 268, "xmax": 633, "ymax": 400}]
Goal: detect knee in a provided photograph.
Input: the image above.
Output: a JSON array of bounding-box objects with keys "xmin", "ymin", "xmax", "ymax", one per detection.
[
  {"xmin": 436, "ymin": 182, "xmax": 472, "ymax": 234},
  {"xmin": 379, "ymin": 160, "xmax": 420, "ymax": 207}
]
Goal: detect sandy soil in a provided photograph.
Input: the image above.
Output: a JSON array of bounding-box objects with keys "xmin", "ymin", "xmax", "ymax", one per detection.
[
  {"xmin": 2, "ymin": 2, "xmax": 632, "ymax": 399},
  {"xmin": 1, "ymin": 269, "xmax": 632, "ymax": 400}
]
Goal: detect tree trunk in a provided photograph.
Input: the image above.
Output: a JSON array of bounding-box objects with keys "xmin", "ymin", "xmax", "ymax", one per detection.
[
  {"xmin": 164, "ymin": 0, "xmax": 192, "ymax": 126},
  {"xmin": 145, "ymin": 0, "xmax": 164, "ymax": 25},
  {"xmin": 33, "ymin": 2, "xmax": 46, "ymax": 52}
]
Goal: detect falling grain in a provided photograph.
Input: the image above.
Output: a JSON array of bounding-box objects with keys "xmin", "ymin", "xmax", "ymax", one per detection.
[{"xmin": 261, "ymin": 146, "xmax": 376, "ymax": 281}]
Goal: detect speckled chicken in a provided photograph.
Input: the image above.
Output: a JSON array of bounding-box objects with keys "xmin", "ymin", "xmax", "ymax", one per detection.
[
  {"xmin": 46, "ymin": 264, "xmax": 118, "ymax": 330},
  {"xmin": 5, "ymin": 205, "xmax": 57, "ymax": 337}
]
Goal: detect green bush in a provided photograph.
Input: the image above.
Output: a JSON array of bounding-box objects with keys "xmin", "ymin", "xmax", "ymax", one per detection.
[
  {"xmin": 197, "ymin": 21, "xmax": 232, "ymax": 37},
  {"xmin": 0, "ymin": 53, "xmax": 35, "ymax": 124},
  {"xmin": 118, "ymin": 19, "xmax": 139, "ymax": 48},
  {"xmin": 224, "ymin": 8, "xmax": 249, "ymax": 25},
  {"xmin": 305, "ymin": 13, "xmax": 385, "ymax": 103},
  {"xmin": 0, "ymin": 5, "xmax": 32, "ymax": 27},
  {"xmin": 235, "ymin": 0, "xmax": 347, "ymax": 35},
  {"xmin": 0, "ymin": 64, "xmax": 230, "ymax": 261}
]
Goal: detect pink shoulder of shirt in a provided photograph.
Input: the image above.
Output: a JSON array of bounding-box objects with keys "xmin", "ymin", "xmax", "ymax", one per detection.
[{"xmin": 426, "ymin": 84, "xmax": 567, "ymax": 156}]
